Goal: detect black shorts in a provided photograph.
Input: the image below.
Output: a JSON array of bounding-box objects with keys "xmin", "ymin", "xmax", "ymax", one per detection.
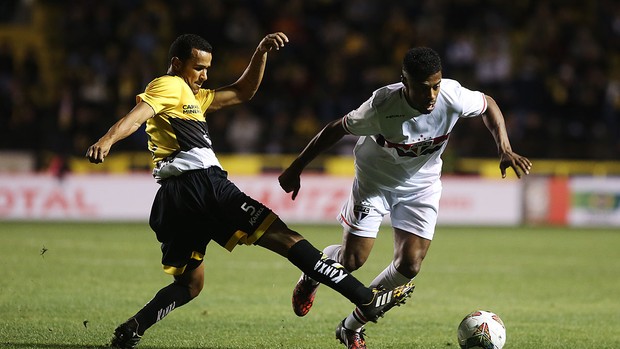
[{"xmin": 149, "ymin": 167, "xmax": 277, "ymax": 275}]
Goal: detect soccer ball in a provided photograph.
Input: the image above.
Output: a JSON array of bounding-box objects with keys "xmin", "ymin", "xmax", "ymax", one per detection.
[{"xmin": 457, "ymin": 310, "xmax": 506, "ymax": 349}]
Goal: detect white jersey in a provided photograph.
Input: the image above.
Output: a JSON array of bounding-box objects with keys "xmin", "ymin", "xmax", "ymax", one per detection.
[{"xmin": 343, "ymin": 79, "xmax": 487, "ymax": 192}]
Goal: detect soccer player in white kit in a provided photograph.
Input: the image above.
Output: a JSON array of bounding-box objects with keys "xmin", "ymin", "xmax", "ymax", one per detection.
[{"xmin": 278, "ymin": 47, "xmax": 532, "ymax": 349}]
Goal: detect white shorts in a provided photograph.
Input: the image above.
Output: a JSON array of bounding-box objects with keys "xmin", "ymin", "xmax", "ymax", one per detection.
[{"xmin": 337, "ymin": 178, "xmax": 442, "ymax": 240}]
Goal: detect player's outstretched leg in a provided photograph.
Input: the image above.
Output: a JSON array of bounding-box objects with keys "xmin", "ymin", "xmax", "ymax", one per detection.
[
  {"xmin": 286, "ymin": 239, "xmax": 414, "ymax": 320},
  {"xmin": 292, "ymin": 273, "xmax": 320, "ymax": 316},
  {"xmin": 292, "ymin": 244, "xmax": 343, "ymax": 316}
]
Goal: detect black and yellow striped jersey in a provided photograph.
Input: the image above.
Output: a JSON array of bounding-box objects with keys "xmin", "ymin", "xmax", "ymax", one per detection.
[{"xmin": 137, "ymin": 75, "xmax": 222, "ymax": 180}]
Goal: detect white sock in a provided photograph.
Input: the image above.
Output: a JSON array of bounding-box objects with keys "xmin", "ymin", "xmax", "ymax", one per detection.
[
  {"xmin": 323, "ymin": 244, "xmax": 342, "ymax": 261},
  {"xmin": 369, "ymin": 261, "xmax": 412, "ymax": 289},
  {"xmin": 343, "ymin": 307, "xmax": 369, "ymax": 332},
  {"xmin": 343, "ymin": 262, "xmax": 412, "ymax": 332}
]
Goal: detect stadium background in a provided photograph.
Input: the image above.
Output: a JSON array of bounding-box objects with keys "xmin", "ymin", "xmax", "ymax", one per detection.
[
  {"xmin": 0, "ymin": 0, "xmax": 619, "ymax": 226},
  {"xmin": 1, "ymin": 3, "xmax": 619, "ymax": 348}
]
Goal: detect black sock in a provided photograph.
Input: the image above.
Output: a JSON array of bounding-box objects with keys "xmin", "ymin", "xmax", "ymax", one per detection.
[
  {"xmin": 131, "ymin": 282, "xmax": 192, "ymax": 335},
  {"xmin": 287, "ymin": 239, "xmax": 372, "ymax": 305}
]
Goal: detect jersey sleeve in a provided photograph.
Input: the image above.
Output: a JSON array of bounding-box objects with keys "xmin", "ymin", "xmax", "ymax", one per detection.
[
  {"xmin": 343, "ymin": 95, "xmax": 381, "ymax": 136},
  {"xmin": 136, "ymin": 77, "xmax": 181, "ymax": 114},
  {"xmin": 457, "ymin": 84, "xmax": 487, "ymax": 118},
  {"xmin": 196, "ymin": 88, "xmax": 216, "ymax": 112}
]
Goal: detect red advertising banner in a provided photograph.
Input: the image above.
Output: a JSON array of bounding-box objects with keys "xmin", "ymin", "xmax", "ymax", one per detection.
[{"xmin": 0, "ymin": 174, "xmax": 524, "ymax": 225}]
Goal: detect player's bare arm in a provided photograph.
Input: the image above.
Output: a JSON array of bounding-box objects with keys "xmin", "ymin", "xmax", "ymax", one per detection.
[
  {"xmin": 279, "ymin": 118, "xmax": 348, "ymax": 200},
  {"xmin": 208, "ymin": 32, "xmax": 289, "ymax": 113},
  {"xmin": 85, "ymin": 102, "xmax": 154, "ymax": 163},
  {"xmin": 482, "ymin": 95, "xmax": 532, "ymax": 178}
]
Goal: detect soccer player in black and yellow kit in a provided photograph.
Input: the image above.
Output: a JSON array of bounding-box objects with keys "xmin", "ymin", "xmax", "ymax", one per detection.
[{"xmin": 86, "ymin": 32, "xmax": 414, "ymax": 348}]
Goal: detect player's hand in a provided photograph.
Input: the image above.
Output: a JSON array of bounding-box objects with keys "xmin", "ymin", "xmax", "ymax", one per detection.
[
  {"xmin": 499, "ymin": 151, "xmax": 532, "ymax": 179},
  {"xmin": 256, "ymin": 32, "xmax": 289, "ymax": 53},
  {"xmin": 85, "ymin": 140, "xmax": 112, "ymax": 164},
  {"xmin": 278, "ymin": 166, "xmax": 301, "ymax": 200}
]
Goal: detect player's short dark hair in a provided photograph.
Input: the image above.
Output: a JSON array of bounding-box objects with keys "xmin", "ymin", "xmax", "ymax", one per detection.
[
  {"xmin": 168, "ymin": 34, "xmax": 213, "ymax": 63},
  {"xmin": 403, "ymin": 47, "xmax": 442, "ymax": 80}
]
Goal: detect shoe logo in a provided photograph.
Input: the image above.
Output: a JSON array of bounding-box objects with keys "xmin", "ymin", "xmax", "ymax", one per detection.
[{"xmin": 375, "ymin": 291, "xmax": 392, "ymax": 307}]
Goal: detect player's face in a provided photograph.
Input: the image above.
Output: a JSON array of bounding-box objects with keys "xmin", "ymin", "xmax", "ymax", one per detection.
[
  {"xmin": 175, "ymin": 48, "xmax": 212, "ymax": 94},
  {"xmin": 401, "ymin": 70, "xmax": 442, "ymax": 114}
]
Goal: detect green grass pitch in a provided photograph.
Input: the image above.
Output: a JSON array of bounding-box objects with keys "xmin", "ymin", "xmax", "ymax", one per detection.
[{"xmin": 0, "ymin": 222, "xmax": 618, "ymax": 348}]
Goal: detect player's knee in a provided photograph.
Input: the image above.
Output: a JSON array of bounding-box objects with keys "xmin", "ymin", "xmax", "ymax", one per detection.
[
  {"xmin": 341, "ymin": 254, "xmax": 366, "ymax": 272},
  {"xmin": 189, "ymin": 283, "xmax": 203, "ymax": 299},
  {"xmin": 394, "ymin": 259, "xmax": 422, "ymax": 279},
  {"xmin": 258, "ymin": 218, "xmax": 305, "ymax": 254},
  {"xmin": 175, "ymin": 271, "xmax": 204, "ymax": 299},
  {"xmin": 182, "ymin": 279, "xmax": 203, "ymax": 299}
]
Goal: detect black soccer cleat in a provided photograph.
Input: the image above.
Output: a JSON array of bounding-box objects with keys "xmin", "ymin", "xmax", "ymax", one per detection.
[
  {"xmin": 110, "ymin": 319, "xmax": 142, "ymax": 349},
  {"xmin": 356, "ymin": 281, "xmax": 415, "ymax": 323}
]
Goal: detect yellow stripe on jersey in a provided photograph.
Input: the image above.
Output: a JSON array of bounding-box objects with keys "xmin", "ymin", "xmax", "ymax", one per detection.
[
  {"xmin": 163, "ymin": 264, "xmax": 186, "ymax": 275},
  {"xmin": 245, "ymin": 212, "xmax": 277, "ymax": 245},
  {"xmin": 224, "ymin": 230, "xmax": 248, "ymax": 252},
  {"xmin": 137, "ymin": 75, "xmax": 215, "ymax": 164},
  {"xmin": 223, "ymin": 212, "xmax": 278, "ymax": 252}
]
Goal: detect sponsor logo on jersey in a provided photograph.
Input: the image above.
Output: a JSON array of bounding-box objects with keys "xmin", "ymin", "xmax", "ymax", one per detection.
[
  {"xmin": 377, "ymin": 133, "xmax": 450, "ymax": 157},
  {"xmin": 249, "ymin": 206, "xmax": 265, "ymax": 225},
  {"xmin": 182, "ymin": 104, "xmax": 202, "ymax": 114},
  {"xmin": 385, "ymin": 114, "xmax": 407, "ymax": 119},
  {"xmin": 353, "ymin": 203, "xmax": 371, "ymax": 221}
]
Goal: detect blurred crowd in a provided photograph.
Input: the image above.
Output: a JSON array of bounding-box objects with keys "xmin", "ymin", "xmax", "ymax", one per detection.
[{"xmin": 0, "ymin": 0, "xmax": 619, "ymax": 172}]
